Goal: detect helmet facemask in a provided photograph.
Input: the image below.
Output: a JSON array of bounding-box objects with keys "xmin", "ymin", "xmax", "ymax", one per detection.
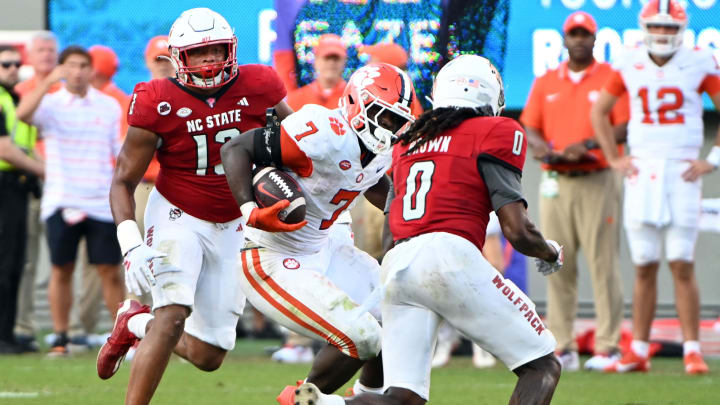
[
  {"xmin": 171, "ymin": 38, "xmax": 237, "ymax": 88},
  {"xmin": 641, "ymin": 22, "xmax": 685, "ymax": 57},
  {"xmin": 348, "ymin": 88, "xmax": 414, "ymax": 155}
]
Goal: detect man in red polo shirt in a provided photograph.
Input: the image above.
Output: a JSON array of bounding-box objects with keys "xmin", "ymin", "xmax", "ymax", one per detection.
[{"xmin": 520, "ymin": 11, "xmax": 629, "ymax": 372}]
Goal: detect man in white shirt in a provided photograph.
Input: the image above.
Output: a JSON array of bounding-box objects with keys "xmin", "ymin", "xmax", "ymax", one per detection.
[{"xmin": 17, "ymin": 45, "xmax": 125, "ymax": 356}]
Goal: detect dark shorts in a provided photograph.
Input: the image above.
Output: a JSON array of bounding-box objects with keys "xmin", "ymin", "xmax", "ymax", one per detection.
[{"xmin": 45, "ymin": 210, "xmax": 121, "ymax": 266}]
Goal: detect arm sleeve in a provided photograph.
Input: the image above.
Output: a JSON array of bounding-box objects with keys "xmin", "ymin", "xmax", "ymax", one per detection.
[
  {"xmin": 0, "ymin": 109, "xmax": 7, "ymax": 136},
  {"xmin": 604, "ymin": 70, "xmax": 627, "ymax": 97},
  {"xmin": 251, "ymin": 121, "xmax": 313, "ymax": 177},
  {"xmin": 126, "ymin": 82, "xmax": 158, "ymax": 131},
  {"xmin": 477, "ymin": 159, "xmax": 527, "ymax": 211}
]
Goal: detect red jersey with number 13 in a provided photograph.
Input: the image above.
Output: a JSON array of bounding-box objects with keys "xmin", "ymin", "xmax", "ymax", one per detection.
[
  {"xmin": 389, "ymin": 116, "xmax": 527, "ymax": 250},
  {"xmin": 127, "ymin": 65, "xmax": 286, "ymax": 223}
]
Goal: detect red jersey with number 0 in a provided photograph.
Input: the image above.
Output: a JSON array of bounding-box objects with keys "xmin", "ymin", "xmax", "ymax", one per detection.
[
  {"xmin": 389, "ymin": 116, "xmax": 527, "ymax": 250},
  {"xmin": 127, "ymin": 65, "xmax": 286, "ymax": 222}
]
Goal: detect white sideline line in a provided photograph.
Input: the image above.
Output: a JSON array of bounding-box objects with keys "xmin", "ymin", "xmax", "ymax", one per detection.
[{"xmin": 0, "ymin": 392, "xmax": 40, "ymax": 398}]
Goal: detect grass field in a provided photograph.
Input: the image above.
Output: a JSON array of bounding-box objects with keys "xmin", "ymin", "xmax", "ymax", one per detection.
[{"xmin": 0, "ymin": 339, "xmax": 718, "ymax": 404}]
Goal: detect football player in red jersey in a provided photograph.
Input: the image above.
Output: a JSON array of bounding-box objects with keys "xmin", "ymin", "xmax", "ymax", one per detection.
[
  {"xmin": 292, "ymin": 55, "xmax": 563, "ymax": 405},
  {"xmin": 97, "ymin": 8, "xmax": 300, "ymax": 405}
]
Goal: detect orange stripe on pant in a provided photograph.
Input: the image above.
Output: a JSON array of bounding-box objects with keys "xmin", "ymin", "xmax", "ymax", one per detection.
[{"xmin": 241, "ymin": 249, "xmax": 359, "ymax": 358}]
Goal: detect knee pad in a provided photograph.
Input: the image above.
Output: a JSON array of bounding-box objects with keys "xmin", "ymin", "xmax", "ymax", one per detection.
[
  {"xmin": 665, "ymin": 225, "xmax": 698, "ymax": 262},
  {"xmin": 625, "ymin": 223, "xmax": 661, "ymax": 266},
  {"xmin": 346, "ymin": 314, "xmax": 382, "ymax": 360}
]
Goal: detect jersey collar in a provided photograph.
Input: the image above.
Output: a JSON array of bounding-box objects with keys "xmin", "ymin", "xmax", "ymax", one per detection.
[
  {"xmin": 169, "ymin": 74, "xmax": 239, "ymax": 107},
  {"xmin": 558, "ymin": 59, "xmax": 598, "ymax": 82}
]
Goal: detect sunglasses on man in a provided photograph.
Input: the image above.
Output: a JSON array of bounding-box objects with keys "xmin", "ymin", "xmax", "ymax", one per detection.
[{"xmin": 0, "ymin": 61, "xmax": 22, "ymax": 69}]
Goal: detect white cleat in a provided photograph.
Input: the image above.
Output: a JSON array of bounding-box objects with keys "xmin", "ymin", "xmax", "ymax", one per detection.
[{"xmin": 294, "ymin": 383, "xmax": 321, "ymax": 405}]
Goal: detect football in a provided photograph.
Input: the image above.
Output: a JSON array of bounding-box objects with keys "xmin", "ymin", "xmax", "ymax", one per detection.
[{"xmin": 252, "ymin": 166, "xmax": 306, "ymax": 224}]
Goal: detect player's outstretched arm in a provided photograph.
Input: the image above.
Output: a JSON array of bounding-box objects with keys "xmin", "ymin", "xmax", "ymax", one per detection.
[{"xmin": 496, "ymin": 201, "xmax": 558, "ymax": 264}]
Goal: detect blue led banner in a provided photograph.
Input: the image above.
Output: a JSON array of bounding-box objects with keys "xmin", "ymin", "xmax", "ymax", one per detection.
[{"xmin": 49, "ymin": 0, "xmax": 720, "ymax": 109}]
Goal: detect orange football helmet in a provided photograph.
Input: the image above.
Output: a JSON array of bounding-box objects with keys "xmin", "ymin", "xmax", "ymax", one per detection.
[{"xmin": 339, "ymin": 63, "xmax": 416, "ymax": 154}]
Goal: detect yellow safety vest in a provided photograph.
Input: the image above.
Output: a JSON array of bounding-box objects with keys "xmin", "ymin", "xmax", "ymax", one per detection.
[{"xmin": 0, "ymin": 86, "xmax": 37, "ymax": 171}]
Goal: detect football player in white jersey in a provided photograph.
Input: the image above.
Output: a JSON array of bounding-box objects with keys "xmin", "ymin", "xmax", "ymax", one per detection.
[
  {"xmin": 221, "ymin": 63, "xmax": 416, "ymax": 404},
  {"xmin": 591, "ymin": 0, "xmax": 720, "ymax": 375}
]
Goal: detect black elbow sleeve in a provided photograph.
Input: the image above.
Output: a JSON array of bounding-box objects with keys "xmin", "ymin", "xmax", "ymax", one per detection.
[{"xmin": 251, "ymin": 125, "xmax": 283, "ymax": 168}]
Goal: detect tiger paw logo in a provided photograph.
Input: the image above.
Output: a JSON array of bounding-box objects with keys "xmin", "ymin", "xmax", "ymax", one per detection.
[
  {"xmin": 283, "ymin": 258, "xmax": 300, "ymax": 270},
  {"xmin": 329, "ymin": 117, "xmax": 346, "ymax": 135}
]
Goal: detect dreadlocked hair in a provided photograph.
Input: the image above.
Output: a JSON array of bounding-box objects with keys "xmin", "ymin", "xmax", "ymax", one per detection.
[{"xmin": 396, "ymin": 105, "xmax": 495, "ymax": 155}]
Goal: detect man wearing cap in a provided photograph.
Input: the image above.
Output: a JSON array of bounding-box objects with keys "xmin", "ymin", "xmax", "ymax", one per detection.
[
  {"xmin": 90, "ymin": 45, "xmax": 130, "ymax": 135},
  {"xmin": 520, "ymin": 11, "xmax": 628, "ymax": 372},
  {"xmin": 144, "ymin": 36, "xmax": 174, "ymax": 81},
  {"xmin": 286, "ymin": 34, "xmax": 347, "ymax": 111}
]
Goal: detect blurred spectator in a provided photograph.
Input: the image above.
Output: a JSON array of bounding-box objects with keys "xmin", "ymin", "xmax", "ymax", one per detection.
[
  {"xmin": 0, "ymin": 44, "xmax": 44, "ymax": 354},
  {"xmin": 13, "ymin": 32, "xmax": 62, "ymax": 349},
  {"xmin": 16, "ymin": 46, "xmax": 124, "ymax": 356},
  {"xmin": 286, "ymin": 34, "xmax": 346, "ymax": 111},
  {"xmin": 520, "ymin": 12, "xmax": 627, "ymax": 372},
  {"xmin": 15, "ymin": 32, "xmax": 62, "ymax": 97},
  {"xmin": 361, "ymin": 43, "xmax": 408, "ymax": 71},
  {"xmin": 144, "ymin": 36, "xmax": 174, "ymax": 82},
  {"xmin": 89, "ymin": 45, "xmax": 130, "ymax": 135}
]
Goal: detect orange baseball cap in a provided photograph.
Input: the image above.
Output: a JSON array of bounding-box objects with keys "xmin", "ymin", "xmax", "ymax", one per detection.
[
  {"xmin": 315, "ymin": 34, "xmax": 346, "ymax": 59},
  {"xmin": 88, "ymin": 45, "xmax": 119, "ymax": 79},
  {"xmin": 145, "ymin": 35, "xmax": 170, "ymax": 64},
  {"xmin": 360, "ymin": 43, "xmax": 408, "ymax": 69},
  {"xmin": 563, "ymin": 11, "xmax": 597, "ymax": 35}
]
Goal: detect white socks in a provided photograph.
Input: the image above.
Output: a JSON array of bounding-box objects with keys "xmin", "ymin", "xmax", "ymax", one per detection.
[
  {"xmin": 127, "ymin": 313, "xmax": 154, "ymax": 339},
  {"xmin": 322, "ymin": 394, "xmax": 346, "ymax": 405},
  {"xmin": 683, "ymin": 340, "xmax": 701, "ymax": 356},
  {"xmin": 630, "ymin": 340, "xmax": 649, "ymax": 358},
  {"xmin": 352, "ymin": 379, "xmax": 384, "ymax": 395}
]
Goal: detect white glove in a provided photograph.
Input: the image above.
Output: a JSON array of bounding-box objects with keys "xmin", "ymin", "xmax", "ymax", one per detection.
[
  {"xmin": 535, "ymin": 240, "xmax": 564, "ymax": 276},
  {"xmin": 123, "ymin": 244, "xmax": 167, "ymax": 296}
]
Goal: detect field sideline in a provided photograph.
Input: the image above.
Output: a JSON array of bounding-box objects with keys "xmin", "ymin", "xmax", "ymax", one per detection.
[{"xmin": 0, "ymin": 340, "xmax": 718, "ymax": 404}]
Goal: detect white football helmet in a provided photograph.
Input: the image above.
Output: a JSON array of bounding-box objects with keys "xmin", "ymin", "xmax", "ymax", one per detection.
[
  {"xmin": 639, "ymin": 0, "xmax": 688, "ymax": 57},
  {"xmin": 167, "ymin": 8, "xmax": 238, "ymax": 88},
  {"xmin": 432, "ymin": 54, "xmax": 505, "ymax": 116}
]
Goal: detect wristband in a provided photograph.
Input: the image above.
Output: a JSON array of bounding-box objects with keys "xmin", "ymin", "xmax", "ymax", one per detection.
[
  {"xmin": 240, "ymin": 201, "xmax": 258, "ymax": 220},
  {"xmin": 117, "ymin": 220, "xmax": 143, "ymax": 256},
  {"xmin": 706, "ymin": 146, "xmax": 720, "ymax": 169}
]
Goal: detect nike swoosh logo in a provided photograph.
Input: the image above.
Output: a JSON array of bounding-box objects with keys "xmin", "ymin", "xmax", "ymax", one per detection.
[
  {"xmin": 256, "ymin": 182, "xmax": 281, "ymax": 202},
  {"xmin": 376, "ymin": 166, "xmax": 385, "ymax": 173}
]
